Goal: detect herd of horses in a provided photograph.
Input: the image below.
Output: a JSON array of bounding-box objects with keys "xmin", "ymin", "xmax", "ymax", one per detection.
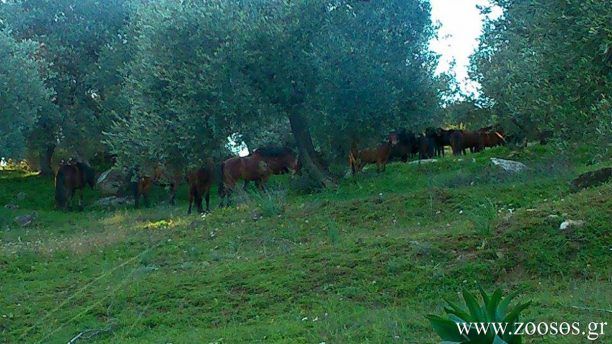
[
  {"xmin": 349, "ymin": 126, "xmax": 505, "ymax": 174},
  {"xmin": 54, "ymin": 126, "xmax": 505, "ymax": 213}
]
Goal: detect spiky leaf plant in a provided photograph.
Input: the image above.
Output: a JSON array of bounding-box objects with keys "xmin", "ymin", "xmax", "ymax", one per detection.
[{"xmin": 427, "ymin": 287, "xmax": 531, "ymax": 344}]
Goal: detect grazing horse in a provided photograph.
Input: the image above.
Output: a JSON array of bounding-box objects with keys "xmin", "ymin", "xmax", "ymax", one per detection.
[
  {"xmin": 55, "ymin": 161, "xmax": 96, "ymax": 210},
  {"xmin": 187, "ymin": 162, "xmax": 214, "ymax": 214},
  {"xmin": 218, "ymin": 156, "xmax": 272, "ymax": 206},
  {"xmin": 244, "ymin": 146, "xmax": 299, "ymax": 189},
  {"xmin": 130, "ymin": 165, "xmax": 182, "ymax": 208},
  {"xmin": 252, "ymin": 146, "xmax": 299, "ymax": 174},
  {"xmin": 349, "ymin": 132, "xmax": 399, "ymax": 174}
]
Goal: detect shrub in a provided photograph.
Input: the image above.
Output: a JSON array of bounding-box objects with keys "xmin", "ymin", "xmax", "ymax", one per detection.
[{"xmin": 427, "ymin": 287, "xmax": 531, "ymax": 343}]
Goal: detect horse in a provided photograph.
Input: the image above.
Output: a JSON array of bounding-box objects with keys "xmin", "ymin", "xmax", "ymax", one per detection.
[
  {"xmin": 481, "ymin": 130, "xmax": 506, "ymax": 148},
  {"xmin": 349, "ymin": 132, "xmax": 399, "ymax": 174},
  {"xmin": 389, "ymin": 129, "xmax": 418, "ymax": 162},
  {"xmin": 244, "ymin": 146, "xmax": 299, "ymax": 189},
  {"xmin": 434, "ymin": 128, "xmax": 456, "ymax": 157},
  {"xmin": 218, "ymin": 156, "xmax": 272, "ymax": 207},
  {"xmin": 187, "ymin": 162, "xmax": 214, "ymax": 214},
  {"xmin": 55, "ymin": 161, "xmax": 96, "ymax": 210},
  {"xmin": 130, "ymin": 165, "xmax": 182, "ymax": 208},
  {"xmin": 417, "ymin": 133, "xmax": 436, "ymax": 160},
  {"xmin": 450, "ymin": 130, "xmax": 464, "ymax": 156},
  {"xmin": 462, "ymin": 130, "xmax": 484, "ymax": 153}
]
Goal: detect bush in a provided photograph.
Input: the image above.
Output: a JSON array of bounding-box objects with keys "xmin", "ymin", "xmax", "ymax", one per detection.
[{"xmin": 427, "ymin": 287, "xmax": 531, "ymax": 344}]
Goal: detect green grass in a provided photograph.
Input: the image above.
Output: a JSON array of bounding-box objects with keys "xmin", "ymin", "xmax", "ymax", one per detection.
[{"xmin": 1, "ymin": 146, "xmax": 610, "ymax": 343}]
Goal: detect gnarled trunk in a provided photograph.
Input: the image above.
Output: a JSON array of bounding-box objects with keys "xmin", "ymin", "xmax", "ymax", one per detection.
[
  {"xmin": 288, "ymin": 112, "xmax": 331, "ymax": 188},
  {"xmin": 39, "ymin": 144, "xmax": 55, "ymax": 176}
]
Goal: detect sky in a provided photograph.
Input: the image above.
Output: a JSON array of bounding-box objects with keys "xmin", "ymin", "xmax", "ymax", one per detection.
[{"xmin": 429, "ymin": 0, "xmax": 502, "ymax": 96}]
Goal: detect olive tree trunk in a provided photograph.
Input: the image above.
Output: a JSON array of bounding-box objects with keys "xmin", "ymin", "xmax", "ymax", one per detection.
[
  {"xmin": 39, "ymin": 144, "xmax": 55, "ymax": 176},
  {"xmin": 288, "ymin": 112, "xmax": 332, "ymax": 188}
]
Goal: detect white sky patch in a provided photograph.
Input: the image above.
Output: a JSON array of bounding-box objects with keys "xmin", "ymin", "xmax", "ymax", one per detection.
[{"xmin": 429, "ymin": 0, "xmax": 502, "ymax": 96}]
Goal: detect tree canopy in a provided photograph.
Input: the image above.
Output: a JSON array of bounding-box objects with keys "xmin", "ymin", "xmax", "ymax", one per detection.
[
  {"xmin": 103, "ymin": 0, "xmax": 444, "ymax": 184},
  {"xmin": 0, "ymin": 29, "xmax": 55, "ymax": 159},
  {"xmin": 471, "ymin": 0, "xmax": 611, "ymax": 142}
]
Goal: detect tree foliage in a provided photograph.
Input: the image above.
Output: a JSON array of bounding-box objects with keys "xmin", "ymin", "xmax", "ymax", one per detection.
[
  {"xmin": 471, "ymin": 0, "xmax": 612, "ymax": 142},
  {"xmin": 105, "ymin": 0, "xmax": 443, "ymax": 179},
  {"xmin": 0, "ymin": 0, "xmax": 132, "ymax": 166},
  {"xmin": 0, "ymin": 29, "xmax": 55, "ymax": 159}
]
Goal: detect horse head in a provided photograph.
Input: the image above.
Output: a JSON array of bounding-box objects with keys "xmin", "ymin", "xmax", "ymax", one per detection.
[{"xmin": 388, "ymin": 132, "xmax": 399, "ymax": 146}]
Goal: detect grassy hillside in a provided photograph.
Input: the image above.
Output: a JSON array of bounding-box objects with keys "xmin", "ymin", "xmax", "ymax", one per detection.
[{"xmin": 1, "ymin": 146, "xmax": 610, "ymax": 343}]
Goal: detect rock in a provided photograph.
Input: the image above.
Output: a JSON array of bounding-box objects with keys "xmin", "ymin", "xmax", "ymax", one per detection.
[
  {"xmin": 570, "ymin": 167, "xmax": 612, "ymax": 192},
  {"xmin": 16, "ymin": 192, "xmax": 26, "ymax": 201},
  {"xmin": 490, "ymin": 158, "xmax": 528, "ymax": 173},
  {"xmin": 251, "ymin": 211, "xmax": 262, "ymax": 221},
  {"xmin": 409, "ymin": 159, "xmax": 437, "ymax": 164},
  {"xmin": 14, "ymin": 214, "xmax": 35, "ymax": 227},
  {"xmin": 96, "ymin": 168, "xmax": 128, "ymax": 196},
  {"xmin": 559, "ymin": 220, "xmax": 585, "ymax": 231},
  {"xmin": 94, "ymin": 196, "xmax": 132, "ymax": 208}
]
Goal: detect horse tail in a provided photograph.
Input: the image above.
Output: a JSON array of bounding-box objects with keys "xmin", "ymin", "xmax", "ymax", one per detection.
[
  {"xmin": 55, "ymin": 168, "xmax": 67, "ymax": 208},
  {"xmin": 495, "ymin": 131, "xmax": 507, "ymax": 144}
]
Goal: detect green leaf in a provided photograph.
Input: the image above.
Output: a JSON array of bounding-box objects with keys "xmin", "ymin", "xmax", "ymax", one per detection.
[
  {"xmin": 463, "ymin": 289, "xmax": 486, "ymax": 321},
  {"xmin": 426, "ymin": 315, "xmax": 467, "ymax": 342},
  {"xmin": 502, "ymin": 301, "xmax": 531, "ymax": 325},
  {"xmin": 487, "ymin": 289, "xmax": 503, "ymax": 321}
]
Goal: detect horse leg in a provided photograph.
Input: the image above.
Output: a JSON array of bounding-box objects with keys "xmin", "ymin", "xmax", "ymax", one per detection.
[
  {"xmin": 188, "ymin": 187, "xmax": 194, "ymax": 214},
  {"xmin": 78, "ymin": 188, "xmax": 84, "ymax": 211},
  {"xmin": 169, "ymin": 183, "xmax": 176, "ymax": 206},
  {"xmin": 243, "ymin": 180, "xmax": 249, "ymax": 191},
  {"xmin": 131, "ymin": 182, "xmax": 140, "ymax": 208},
  {"xmin": 204, "ymin": 190, "xmax": 210, "ymax": 213},
  {"xmin": 196, "ymin": 189, "xmax": 203, "ymax": 214},
  {"xmin": 68, "ymin": 189, "xmax": 75, "ymax": 211}
]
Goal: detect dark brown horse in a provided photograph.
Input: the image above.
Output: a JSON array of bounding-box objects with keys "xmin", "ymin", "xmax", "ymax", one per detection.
[
  {"xmin": 450, "ymin": 130, "xmax": 464, "ymax": 156},
  {"xmin": 434, "ymin": 128, "xmax": 456, "ymax": 157},
  {"xmin": 243, "ymin": 146, "xmax": 299, "ymax": 189},
  {"xmin": 481, "ymin": 130, "xmax": 506, "ymax": 148},
  {"xmin": 251, "ymin": 146, "xmax": 299, "ymax": 175},
  {"xmin": 349, "ymin": 132, "xmax": 399, "ymax": 174},
  {"xmin": 187, "ymin": 162, "xmax": 214, "ymax": 214},
  {"xmin": 131, "ymin": 165, "xmax": 182, "ymax": 208},
  {"xmin": 218, "ymin": 156, "xmax": 272, "ymax": 206},
  {"xmin": 389, "ymin": 129, "xmax": 418, "ymax": 162},
  {"xmin": 55, "ymin": 161, "xmax": 96, "ymax": 210},
  {"xmin": 450, "ymin": 130, "xmax": 484, "ymax": 155}
]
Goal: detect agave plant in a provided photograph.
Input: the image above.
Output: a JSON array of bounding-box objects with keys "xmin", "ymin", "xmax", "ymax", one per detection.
[{"xmin": 427, "ymin": 287, "xmax": 531, "ymax": 344}]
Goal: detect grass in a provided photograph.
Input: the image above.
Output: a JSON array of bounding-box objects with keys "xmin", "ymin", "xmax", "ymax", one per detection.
[{"xmin": 0, "ymin": 145, "xmax": 610, "ymax": 343}]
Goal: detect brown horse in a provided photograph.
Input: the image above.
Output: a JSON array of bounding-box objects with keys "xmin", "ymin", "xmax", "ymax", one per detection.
[
  {"xmin": 55, "ymin": 161, "xmax": 96, "ymax": 210},
  {"xmin": 349, "ymin": 132, "xmax": 399, "ymax": 174},
  {"xmin": 131, "ymin": 165, "xmax": 182, "ymax": 208},
  {"xmin": 218, "ymin": 156, "xmax": 272, "ymax": 206},
  {"xmin": 187, "ymin": 162, "xmax": 214, "ymax": 214},
  {"xmin": 243, "ymin": 146, "xmax": 299, "ymax": 189},
  {"xmin": 481, "ymin": 130, "xmax": 506, "ymax": 148},
  {"xmin": 251, "ymin": 146, "xmax": 299, "ymax": 175}
]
